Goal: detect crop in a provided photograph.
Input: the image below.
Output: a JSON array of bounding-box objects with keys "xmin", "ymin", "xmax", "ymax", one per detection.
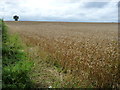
[{"xmin": 6, "ymin": 22, "xmax": 119, "ymax": 88}]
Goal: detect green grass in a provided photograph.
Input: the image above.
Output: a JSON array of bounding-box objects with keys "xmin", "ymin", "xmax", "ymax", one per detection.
[{"xmin": 2, "ymin": 20, "xmax": 34, "ymax": 88}]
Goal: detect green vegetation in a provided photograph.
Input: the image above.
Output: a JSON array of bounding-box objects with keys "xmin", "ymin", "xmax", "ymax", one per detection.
[{"xmin": 2, "ymin": 20, "xmax": 34, "ymax": 88}]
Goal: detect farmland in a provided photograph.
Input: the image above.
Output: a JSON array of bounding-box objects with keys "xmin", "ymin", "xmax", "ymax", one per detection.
[{"xmin": 5, "ymin": 21, "xmax": 119, "ymax": 88}]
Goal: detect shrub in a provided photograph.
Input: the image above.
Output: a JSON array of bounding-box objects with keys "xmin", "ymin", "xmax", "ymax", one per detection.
[
  {"xmin": 2, "ymin": 20, "xmax": 34, "ymax": 88},
  {"xmin": 3, "ymin": 60, "xmax": 33, "ymax": 88}
]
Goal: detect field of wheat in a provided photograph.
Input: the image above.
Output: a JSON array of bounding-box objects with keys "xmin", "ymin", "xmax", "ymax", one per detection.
[{"xmin": 5, "ymin": 21, "xmax": 119, "ymax": 88}]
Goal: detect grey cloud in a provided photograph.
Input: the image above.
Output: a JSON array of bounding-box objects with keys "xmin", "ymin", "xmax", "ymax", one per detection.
[
  {"xmin": 84, "ymin": 2, "xmax": 108, "ymax": 8},
  {"xmin": 118, "ymin": 1, "xmax": 120, "ymax": 7}
]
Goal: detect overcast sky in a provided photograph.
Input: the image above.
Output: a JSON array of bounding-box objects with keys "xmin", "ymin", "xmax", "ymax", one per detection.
[{"xmin": 0, "ymin": 0, "xmax": 119, "ymax": 22}]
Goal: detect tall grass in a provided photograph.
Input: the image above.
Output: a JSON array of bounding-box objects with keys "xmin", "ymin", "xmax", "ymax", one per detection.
[{"xmin": 2, "ymin": 20, "xmax": 34, "ymax": 88}]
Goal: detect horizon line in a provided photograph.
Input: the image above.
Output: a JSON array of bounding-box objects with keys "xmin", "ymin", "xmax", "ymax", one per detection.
[{"xmin": 5, "ymin": 21, "xmax": 118, "ymax": 23}]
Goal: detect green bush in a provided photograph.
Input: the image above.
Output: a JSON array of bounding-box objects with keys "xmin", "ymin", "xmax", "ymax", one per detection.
[
  {"xmin": 2, "ymin": 20, "xmax": 34, "ymax": 88},
  {"xmin": 2, "ymin": 20, "xmax": 8, "ymax": 42},
  {"xmin": 2, "ymin": 34, "xmax": 27, "ymax": 66},
  {"xmin": 3, "ymin": 60, "xmax": 33, "ymax": 88}
]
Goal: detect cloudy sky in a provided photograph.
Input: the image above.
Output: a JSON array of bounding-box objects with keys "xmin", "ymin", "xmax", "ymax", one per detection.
[{"xmin": 0, "ymin": 0, "xmax": 119, "ymax": 22}]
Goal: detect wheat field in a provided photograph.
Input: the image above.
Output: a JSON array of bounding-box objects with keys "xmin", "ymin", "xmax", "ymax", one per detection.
[{"xmin": 5, "ymin": 21, "xmax": 119, "ymax": 88}]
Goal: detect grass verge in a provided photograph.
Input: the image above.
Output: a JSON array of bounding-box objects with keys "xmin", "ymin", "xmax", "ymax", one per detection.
[{"xmin": 2, "ymin": 20, "xmax": 34, "ymax": 88}]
